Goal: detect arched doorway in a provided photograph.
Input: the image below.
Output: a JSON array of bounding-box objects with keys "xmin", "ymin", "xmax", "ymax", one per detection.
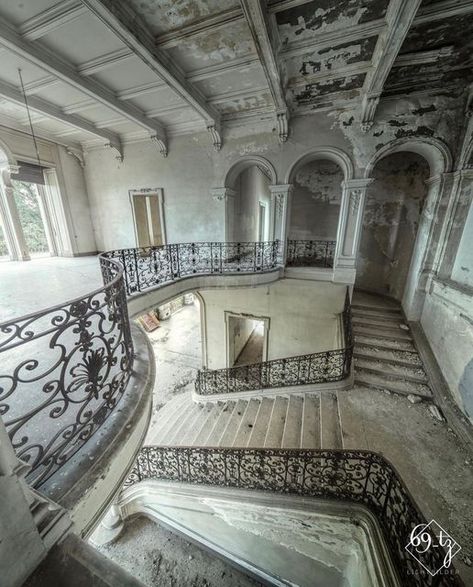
[
  {"xmin": 356, "ymin": 152, "xmax": 430, "ymax": 300},
  {"xmin": 222, "ymin": 156, "xmax": 277, "ymax": 242}
]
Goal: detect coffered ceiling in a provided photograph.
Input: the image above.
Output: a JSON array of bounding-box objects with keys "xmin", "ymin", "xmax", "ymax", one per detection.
[{"xmin": 0, "ymin": 0, "xmax": 470, "ymax": 157}]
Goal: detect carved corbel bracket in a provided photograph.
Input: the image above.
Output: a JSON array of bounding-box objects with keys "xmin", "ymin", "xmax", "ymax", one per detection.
[
  {"xmin": 65, "ymin": 147, "xmax": 85, "ymax": 169},
  {"xmin": 360, "ymin": 95, "xmax": 380, "ymax": 133},
  {"xmin": 207, "ymin": 123, "xmax": 222, "ymax": 151},
  {"xmin": 151, "ymin": 134, "xmax": 168, "ymax": 158},
  {"xmin": 106, "ymin": 141, "xmax": 124, "ymax": 163},
  {"xmin": 277, "ymin": 111, "xmax": 289, "ymax": 143}
]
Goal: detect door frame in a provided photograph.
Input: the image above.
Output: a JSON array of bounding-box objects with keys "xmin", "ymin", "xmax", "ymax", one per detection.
[
  {"xmin": 129, "ymin": 188, "xmax": 166, "ymax": 247},
  {"xmin": 224, "ymin": 311, "xmax": 270, "ymax": 367}
]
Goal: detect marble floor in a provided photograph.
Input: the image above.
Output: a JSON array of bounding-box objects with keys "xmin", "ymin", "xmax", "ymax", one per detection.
[{"xmin": 0, "ymin": 256, "xmax": 102, "ymax": 322}]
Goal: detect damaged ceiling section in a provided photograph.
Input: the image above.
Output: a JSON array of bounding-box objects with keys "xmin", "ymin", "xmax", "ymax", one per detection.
[{"xmin": 0, "ymin": 0, "xmax": 471, "ymax": 152}]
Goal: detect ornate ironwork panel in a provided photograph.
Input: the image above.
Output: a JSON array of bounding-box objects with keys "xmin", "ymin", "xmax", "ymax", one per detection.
[
  {"xmin": 101, "ymin": 241, "xmax": 281, "ymax": 296},
  {"xmin": 125, "ymin": 446, "xmax": 463, "ymax": 587},
  {"xmin": 0, "ymin": 257, "xmax": 134, "ymax": 488},
  {"xmin": 286, "ymin": 239, "xmax": 336, "ymax": 268}
]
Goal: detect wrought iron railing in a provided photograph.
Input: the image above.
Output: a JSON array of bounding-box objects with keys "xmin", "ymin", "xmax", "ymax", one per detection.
[
  {"xmin": 124, "ymin": 446, "xmax": 463, "ymax": 587},
  {"xmin": 101, "ymin": 241, "xmax": 281, "ymax": 296},
  {"xmin": 0, "ymin": 256, "xmax": 134, "ymax": 488},
  {"xmin": 196, "ymin": 288, "xmax": 353, "ymax": 395},
  {"xmin": 286, "ymin": 239, "xmax": 336, "ymax": 267}
]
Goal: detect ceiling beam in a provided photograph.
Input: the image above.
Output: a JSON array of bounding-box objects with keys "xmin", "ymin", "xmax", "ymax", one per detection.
[
  {"xmin": 280, "ymin": 20, "xmax": 385, "ymax": 59},
  {"xmin": 80, "ymin": 0, "xmax": 223, "ymax": 151},
  {"xmin": 0, "ymin": 18, "xmax": 167, "ymax": 155},
  {"xmin": 414, "ymin": 0, "xmax": 473, "ymax": 25},
  {"xmin": 239, "ymin": 0, "xmax": 289, "ymax": 142},
  {"xmin": 156, "ymin": 8, "xmax": 244, "ymax": 49},
  {"xmin": 0, "ymin": 79, "xmax": 124, "ymax": 158},
  {"xmin": 360, "ymin": 0, "xmax": 423, "ymax": 131},
  {"xmin": 19, "ymin": 1, "xmax": 86, "ymax": 41}
]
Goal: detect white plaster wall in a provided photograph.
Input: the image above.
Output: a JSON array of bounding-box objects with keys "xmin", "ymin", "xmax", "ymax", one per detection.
[
  {"xmin": 421, "ymin": 281, "xmax": 473, "ymax": 422},
  {"xmin": 200, "ymin": 279, "xmax": 345, "ymax": 369},
  {"xmin": 83, "ymin": 114, "xmax": 353, "ymax": 251},
  {"xmin": 56, "ymin": 146, "xmax": 96, "ymax": 254},
  {"xmin": 452, "ymin": 198, "xmax": 473, "ymax": 288},
  {"xmin": 236, "ymin": 166, "xmax": 271, "ymax": 241}
]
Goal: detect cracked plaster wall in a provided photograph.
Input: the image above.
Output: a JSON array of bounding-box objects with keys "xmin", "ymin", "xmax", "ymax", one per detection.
[
  {"xmin": 356, "ymin": 152, "xmax": 429, "ymax": 300},
  {"xmin": 289, "ymin": 159, "xmax": 343, "ymax": 241}
]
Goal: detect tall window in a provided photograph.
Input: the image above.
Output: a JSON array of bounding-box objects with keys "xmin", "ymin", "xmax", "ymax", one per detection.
[{"xmin": 12, "ymin": 180, "xmax": 49, "ymax": 257}]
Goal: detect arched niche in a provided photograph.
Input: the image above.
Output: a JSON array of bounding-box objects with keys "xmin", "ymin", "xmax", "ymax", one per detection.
[
  {"xmin": 364, "ymin": 137, "xmax": 452, "ymax": 180},
  {"xmin": 285, "ymin": 148, "xmax": 353, "ymax": 243},
  {"xmin": 219, "ymin": 156, "xmax": 278, "ymax": 242}
]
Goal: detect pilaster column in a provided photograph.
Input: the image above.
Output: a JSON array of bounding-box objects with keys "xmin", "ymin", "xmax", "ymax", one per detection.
[
  {"xmin": 402, "ymin": 172, "xmax": 455, "ymax": 319},
  {"xmin": 210, "ymin": 187, "xmax": 237, "ymax": 242},
  {"xmin": 436, "ymin": 170, "xmax": 473, "ymax": 279},
  {"xmin": 269, "ymin": 184, "xmax": 293, "ymax": 263},
  {"xmin": 335, "ymin": 179, "xmax": 374, "ymax": 275},
  {"xmin": 0, "ymin": 165, "xmax": 30, "ymax": 261}
]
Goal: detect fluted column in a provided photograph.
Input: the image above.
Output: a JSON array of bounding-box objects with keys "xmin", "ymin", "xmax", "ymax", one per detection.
[
  {"xmin": 335, "ymin": 178, "xmax": 374, "ymax": 280},
  {"xmin": 269, "ymin": 184, "xmax": 293, "ymax": 263}
]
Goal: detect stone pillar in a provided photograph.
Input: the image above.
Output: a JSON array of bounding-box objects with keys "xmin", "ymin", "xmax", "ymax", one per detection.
[
  {"xmin": 210, "ymin": 187, "xmax": 237, "ymax": 242},
  {"xmin": 0, "ymin": 165, "xmax": 30, "ymax": 261},
  {"xmin": 334, "ymin": 179, "xmax": 373, "ymax": 282},
  {"xmin": 402, "ymin": 172, "xmax": 456, "ymax": 319},
  {"xmin": 269, "ymin": 184, "xmax": 293, "ymax": 263},
  {"xmin": 436, "ymin": 170, "xmax": 473, "ymax": 279},
  {"xmin": 89, "ymin": 503, "xmax": 124, "ymax": 547}
]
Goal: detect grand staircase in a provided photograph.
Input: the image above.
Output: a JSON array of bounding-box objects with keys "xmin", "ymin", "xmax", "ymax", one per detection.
[
  {"xmin": 352, "ymin": 291, "xmax": 432, "ymax": 399},
  {"xmin": 145, "ymin": 290, "xmax": 434, "ymax": 451},
  {"xmin": 146, "ymin": 392, "xmax": 343, "ymax": 449}
]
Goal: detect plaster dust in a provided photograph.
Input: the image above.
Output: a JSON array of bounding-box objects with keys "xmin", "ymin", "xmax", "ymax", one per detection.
[
  {"xmin": 339, "ymin": 385, "xmax": 473, "ymax": 584},
  {"xmin": 143, "ymin": 301, "xmax": 202, "ymax": 441},
  {"xmin": 97, "ymin": 516, "xmax": 262, "ymax": 587}
]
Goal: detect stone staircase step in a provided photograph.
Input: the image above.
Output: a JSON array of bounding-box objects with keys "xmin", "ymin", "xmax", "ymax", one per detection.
[
  {"xmin": 354, "ymin": 344, "xmax": 422, "ymax": 365},
  {"xmin": 355, "ymin": 369, "xmax": 432, "ymax": 398},
  {"xmin": 248, "ymin": 397, "xmax": 274, "ymax": 447},
  {"xmin": 351, "ymin": 302, "xmax": 402, "ymax": 315},
  {"xmin": 219, "ymin": 399, "xmax": 248, "ymax": 446},
  {"xmin": 264, "ymin": 396, "xmax": 289, "ymax": 448},
  {"xmin": 354, "ymin": 349, "xmax": 423, "ymax": 368},
  {"xmin": 337, "ymin": 393, "xmax": 369, "ymax": 450},
  {"xmin": 204, "ymin": 401, "xmax": 236, "ymax": 446},
  {"xmin": 353, "ymin": 324, "xmax": 412, "ymax": 341},
  {"xmin": 193, "ymin": 402, "xmax": 228, "ymax": 445},
  {"xmin": 301, "ymin": 395, "xmax": 321, "ymax": 449},
  {"xmin": 354, "ymin": 334, "xmax": 415, "ymax": 352},
  {"xmin": 320, "ymin": 392, "xmax": 342, "ymax": 449},
  {"xmin": 351, "ymin": 309, "xmax": 403, "ymax": 323},
  {"xmin": 172, "ymin": 403, "xmax": 207, "ymax": 445},
  {"xmin": 161, "ymin": 400, "xmax": 205, "ymax": 445},
  {"xmin": 281, "ymin": 395, "xmax": 303, "ymax": 448},
  {"xmin": 352, "ymin": 316, "xmax": 408, "ymax": 332},
  {"xmin": 354, "ymin": 357, "xmax": 428, "ymax": 383},
  {"xmin": 232, "ymin": 399, "xmax": 261, "ymax": 447},
  {"xmin": 149, "ymin": 394, "xmax": 189, "ymax": 444}
]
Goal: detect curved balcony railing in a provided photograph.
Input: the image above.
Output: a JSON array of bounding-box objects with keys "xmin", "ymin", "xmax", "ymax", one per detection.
[
  {"xmin": 124, "ymin": 446, "xmax": 462, "ymax": 587},
  {"xmin": 286, "ymin": 239, "xmax": 336, "ymax": 268},
  {"xmin": 196, "ymin": 289, "xmax": 353, "ymax": 395},
  {"xmin": 101, "ymin": 240, "xmax": 282, "ymax": 295},
  {"xmin": 0, "ymin": 256, "xmax": 134, "ymax": 488}
]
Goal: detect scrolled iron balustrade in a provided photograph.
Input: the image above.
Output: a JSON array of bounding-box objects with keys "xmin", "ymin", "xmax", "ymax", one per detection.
[
  {"xmin": 0, "ymin": 256, "xmax": 134, "ymax": 488},
  {"xmin": 196, "ymin": 288, "xmax": 353, "ymax": 395},
  {"xmin": 124, "ymin": 446, "xmax": 463, "ymax": 587},
  {"xmin": 286, "ymin": 239, "xmax": 336, "ymax": 268},
  {"xmin": 101, "ymin": 240, "xmax": 282, "ymax": 295}
]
